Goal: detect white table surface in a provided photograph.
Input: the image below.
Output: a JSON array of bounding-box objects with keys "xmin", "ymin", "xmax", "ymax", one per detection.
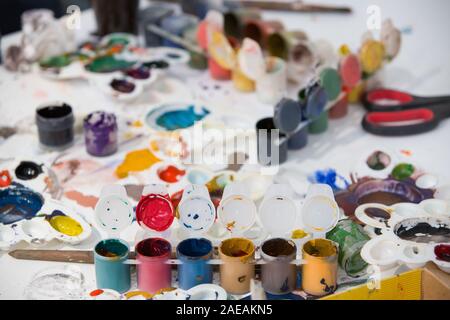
[{"xmin": 1, "ymin": 0, "xmax": 450, "ymax": 299}]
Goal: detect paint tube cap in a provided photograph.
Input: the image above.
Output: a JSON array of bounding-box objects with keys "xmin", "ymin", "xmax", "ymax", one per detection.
[
  {"xmin": 238, "ymin": 38, "xmax": 266, "ymax": 81},
  {"xmin": 95, "ymin": 185, "xmax": 134, "ymax": 235},
  {"xmin": 217, "ymin": 182, "xmax": 257, "ymax": 235},
  {"xmin": 136, "ymin": 184, "xmax": 174, "ymax": 232},
  {"xmin": 274, "ymin": 98, "xmax": 303, "ymax": 135},
  {"xmin": 303, "ymin": 84, "xmax": 328, "ymax": 120},
  {"xmin": 301, "ymin": 184, "xmax": 339, "ymax": 236},
  {"xmin": 178, "ymin": 184, "xmax": 215, "ymax": 235},
  {"xmin": 259, "ymin": 184, "xmax": 298, "ymax": 237}
]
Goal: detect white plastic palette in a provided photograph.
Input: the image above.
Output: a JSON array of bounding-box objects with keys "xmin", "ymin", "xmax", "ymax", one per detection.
[
  {"xmin": 354, "ymin": 148, "xmax": 398, "ymax": 179},
  {"xmin": 152, "ymin": 284, "xmax": 227, "ymax": 300},
  {"xmin": 0, "ymin": 198, "xmax": 92, "ymax": 250}
]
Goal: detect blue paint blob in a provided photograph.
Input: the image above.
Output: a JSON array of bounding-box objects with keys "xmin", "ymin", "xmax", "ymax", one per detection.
[
  {"xmin": 308, "ymin": 168, "xmax": 350, "ymax": 192},
  {"xmin": 0, "ymin": 187, "xmax": 44, "ymax": 225},
  {"xmin": 187, "ymin": 170, "xmax": 209, "ymax": 184},
  {"xmin": 156, "ymin": 105, "xmax": 209, "ymax": 131},
  {"xmin": 177, "ymin": 238, "xmax": 212, "ymax": 258}
]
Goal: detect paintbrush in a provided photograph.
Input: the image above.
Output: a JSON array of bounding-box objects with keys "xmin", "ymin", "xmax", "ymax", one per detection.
[{"xmin": 237, "ymin": 0, "xmax": 352, "ymax": 13}]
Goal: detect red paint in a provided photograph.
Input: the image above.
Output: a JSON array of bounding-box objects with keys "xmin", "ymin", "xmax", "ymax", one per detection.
[
  {"xmin": 136, "ymin": 194, "xmax": 174, "ymax": 232},
  {"xmin": 0, "ymin": 170, "xmax": 12, "ymax": 187},
  {"xmin": 90, "ymin": 289, "xmax": 104, "ymax": 297},
  {"xmin": 208, "ymin": 58, "xmax": 232, "ymax": 80},
  {"xmin": 435, "ymin": 244, "xmax": 450, "ymax": 262},
  {"xmin": 157, "ymin": 165, "xmax": 185, "ymax": 183},
  {"xmin": 170, "ymin": 190, "xmax": 183, "ymax": 211}
]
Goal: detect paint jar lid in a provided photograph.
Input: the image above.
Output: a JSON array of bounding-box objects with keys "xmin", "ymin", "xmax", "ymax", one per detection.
[
  {"xmin": 217, "ymin": 182, "xmax": 257, "ymax": 235},
  {"xmin": 238, "ymin": 38, "xmax": 266, "ymax": 81},
  {"xmin": 178, "ymin": 184, "xmax": 215, "ymax": 236},
  {"xmin": 303, "ymin": 84, "xmax": 328, "ymax": 120},
  {"xmin": 339, "ymin": 53, "xmax": 361, "ymax": 88},
  {"xmin": 319, "ymin": 68, "xmax": 342, "ymax": 101},
  {"xmin": 95, "ymin": 185, "xmax": 134, "ymax": 236},
  {"xmin": 300, "ymin": 184, "xmax": 339, "ymax": 237},
  {"xmin": 208, "ymin": 31, "xmax": 236, "ymax": 70},
  {"xmin": 136, "ymin": 184, "xmax": 174, "ymax": 232},
  {"xmin": 273, "ymin": 98, "xmax": 303, "ymax": 135},
  {"xmin": 259, "ymin": 184, "xmax": 298, "ymax": 236}
]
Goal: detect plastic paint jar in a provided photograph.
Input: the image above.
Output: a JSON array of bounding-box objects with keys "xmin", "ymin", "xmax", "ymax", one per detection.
[
  {"xmin": 256, "ymin": 117, "xmax": 288, "ymax": 166},
  {"xmin": 160, "ymin": 14, "xmax": 199, "ymax": 48},
  {"xmin": 256, "ymin": 57, "xmax": 287, "ymax": 105},
  {"xmin": 94, "ymin": 238, "xmax": 131, "ymax": 293},
  {"xmin": 176, "ymin": 238, "xmax": 213, "ymax": 290},
  {"xmin": 219, "ymin": 238, "xmax": 255, "ymax": 295},
  {"xmin": 267, "ymin": 31, "xmax": 308, "ymax": 60},
  {"xmin": 83, "ymin": 111, "xmax": 118, "ymax": 157},
  {"xmin": 243, "ymin": 19, "xmax": 284, "ymax": 48},
  {"xmin": 260, "ymin": 238, "xmax": 297, "ymax": 295},
  {"xmin": 135, "ymin": 238, "xmax": 172, "ymax": 294},
  {"xmin": 328, "ymin": 92, "xmax": 349, "ymax": 119},
  {"xmin": 302, "ymin": 238, "xmax": 338, "ymax": 297},
  {"xmin": 35, "ymin": 102, "xmax": 74, "ymax": 150},
  {"xmin": 308, "ymin": 111, "xmax": 329, "ymax": 134}
]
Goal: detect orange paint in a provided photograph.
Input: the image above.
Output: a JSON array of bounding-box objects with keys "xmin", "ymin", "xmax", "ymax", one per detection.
[
  {"xmin": 157, "ymin": 165, "xmax": 185, "ymax": 183},
  {"xmin": 65, "ymin": 190, "xmax": 99, "ymax": 209},
  {"xmin": 0, "ymin": 170, "xmax": 12, "ymax": 187},
  {"xmin": 90, "ymin": 289, "xmax": 104, "ymax": 297},
  {"xmin": 115, "ymin": 149, "xmax": 160, "ymax": 179}
]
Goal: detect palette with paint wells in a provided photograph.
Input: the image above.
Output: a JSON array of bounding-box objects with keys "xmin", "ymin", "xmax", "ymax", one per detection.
[
  {"xmin": 357, "ymin": 199, "xmax": 450, "ymax": 273},
  {"xmin": 0, "ymin": 198, "xmax": 92, "ymax": 250}
]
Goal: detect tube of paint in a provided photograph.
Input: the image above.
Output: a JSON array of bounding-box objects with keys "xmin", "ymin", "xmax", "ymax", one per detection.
[
  {"xmin": 302, "ymin": 238, "xmax": 338, "ymax": 297},
  {"xmin": 219, "ymin": 238, "xmax": 255, "ymax": 295},
  {"xmin": 160, "ymin": 14, "xmax": 199, "ymax": 48},
  {"xmin": 256, "ymin": 57, "xmax": 287, "ymax": 105},
  {"xmin": 35, "ymin": 102, "xmax": 75, "ymax": 150},
  {"xmin": 83, "ymin": 111, "xmax": 118, "ymax": 157},
  {"xmin": 326, "ymin": 219, "xmax": 370, "ymax": 277},
  {"xmin": 243, "ymin": 19, "xmax": 284, "ymax": 49},
  {"xmin": 256, "ymin": 117, "xmax": 288, "ymax": 166},
  {"xmin": 94, "ymin": 238, "xmax": 131, "ymax": 293},
  {"xmin": 140, "ymin": 4, "xmax": 175, "ymax": 47},
  {"xmin": 260, "ymin": 238, "xmax": 297, "ymax": 295},
  {"xmin": 135, "ymin": 238, "xmax": 172, "ymax": 294},
  {"xmin": 176, "ymin": 238, "xmax": 213, "ymax": 290}
]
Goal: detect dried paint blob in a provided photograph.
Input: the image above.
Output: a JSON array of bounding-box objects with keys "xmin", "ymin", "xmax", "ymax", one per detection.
[
  {"xmin": 136, "ymin": 194, "xmax": 174, "ymax": 232},
  {"xmin": 391, "ymin": 163, "xmax": 415, "ymax": 181},
  {"xmin": 146, "ymin": 105, "xmax": 210, "ymax": 131},
  {"xmin": 86, "ymin": 56, "xmax": 135, "ymax": 73},
  {"xmin": 0, "ymin": 170, "xmax": 12, "ymax": 187},
  {"xmin": 45, "ymin": 210, "xmax": 83, "ymax": 237},
  {"xmin": 110, "ymin": 79, "xmax": 136, "ymax": 93},
  {"xmin": 366, "ymin": 151, "xmax": 391, "ymax": 171},
  {"xmin": 143, "ymin": 60, "xmax": 170, "ymax": 69},
  {"xmin": 157, "ymin": 165, "xmax": 186, "ymax": 183},
  {"xmin": 115, "ymin": 149, "xmax": 161, "ymax": 179},
  {"xmin": 14, "ymin": 161, "xmax": 43, "ymax": 180},
  {"xmin": 394, "ymin": 217, "xmax": 450, "ymax": 243},
  {"xmin": 435, "ymin": 244, "xmax": 450, "ymax": 262},
  {"xmin": 124, "ymin": 66, "xmax": 150, "ymax": 80},
  {"xmin": 364, "ymin": 207, "xmax": 391, "ymax": 220},
  {"xmin": 0, "ymin": 187, "xmax": 44, "ymax": 224}
]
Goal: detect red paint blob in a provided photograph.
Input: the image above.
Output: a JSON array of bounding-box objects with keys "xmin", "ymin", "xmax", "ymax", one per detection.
[
  {"xmin": 90, "ymin": 289, "xmax": 104, "ymax": 297},
  {"xmin": 435, "ymin": 244, "xmax": 450, "ymax": 262},
  {"xmin": 158, "ymin": 165, "xmax": 185, "ymax": 183},
  {"xmin": 0, "ymin": 170, "xmax": 12, "ymax": 187},
  {"xmin": 136, "ymin": 194, "xmax": 174, "ymax": 232}
]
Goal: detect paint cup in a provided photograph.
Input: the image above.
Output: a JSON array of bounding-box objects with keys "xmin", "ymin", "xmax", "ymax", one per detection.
[
  {"xmin": 91, "ymin": 0, "xmax": 139, "ymax": 36},
  {"xmin": 273, "ymin": 98, "xmax": 306, "ymax": 151},
  {"xmin": 267, "ymin": 30, "xmax": 308, "ymax": 60},
  {"xmin": 160, "ymin": 14, "xmax": 199, "ymax": 48},
  {"xmin": 136, "ymin": 184, "xmax": 174, "ymax": 233},
  {"xmin": 176, "ymin": 238, "xmax": 213, "ymax": 290},
  {"xmin": 208, "ymin": 57, "xmax": 232, "ymax": 80},
  {"xmin": 219, "ymin": 238, "xmax": 255, "ymax": 294},
  {"xmin": 141, "ymin": 4, "xmax": 175, "ymax": 47},
  {"xmin": 256, "ymin": 118, "xmax": 288, "ymax": 166},
  {"xmin": 94, "ymin": 238, "xmax": 131, "ymax": 293},
  {"xmin": 256, "ymin": 57, "xmax": 287, "ymax": 105},
  {"xmin": 180, "ymin": 0, "xmax": 222, "ymax": 19},
  {"xmin": 223, "ymin": 9, "xmax": 260, "ymax": 39},
  {"xmin": 35, "ymin": 102, "xmax": 75, "ymax": 150},
  {"xmin": 328, "ymin": 92, "xmax": 349, "ymax": 119},
  {"xmin": 83, "ymin": 111, "xmax": 118, "ymax": 157},
  {"xmin": 326, "ymin": 219, "xmax": 370, "ymax": 277},
  {"xmin": 308, "ymin": 111, "xmax": 329, "ymax": 134},
  {"xmin": 135, "ymin": 238, "xmax": 172, "ymax": 294},
  {"xmin": 302, "ymin": 238, "xmax": 338, "ymax": 297},
  {"xmin": 260, "ymin": 238, "xmax": 297, "ymax": 295},
  {"xmin": 243, "ymin": 19, "xmax": 284, "ymax": 48}
]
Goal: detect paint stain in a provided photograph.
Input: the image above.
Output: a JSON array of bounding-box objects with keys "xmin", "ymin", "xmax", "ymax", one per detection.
[
  {"xmin": 320, "ymin": 278, "xmax": 336, "ymax": 293},
  {"xmin": 124, "ymin": 184, "xmax": 145, "ymax": 202},
  {"xmin": 157, "ymin": 165, "xmax": 186, "ymax": 183},
  {"xmin": 155, "ymin": 105, "xmax": 210, "ymax": 131},
  {"xmin": 124, "ymin": 66, "xmax": 150, "ymax": 80},
  {"xmin": 143, "ymin": 60, "xmax": 169, "ymax": 69},
  {"xmin": 115, "ymin": 149, "xmax": 160, "ymax": 179},
  {"xmin": 15, "ymin": 161, "xmax": 43, "ymax": 180},
  {"xmin": 226, "ymin": 221, "xmax": 236, "ymax": 232},
  {"xmin": 364, "ymin": 207, "xmax": 392, "ymax": 227},
  {"xmin": 395, "ymin": 218, "xmax": 450, "ymax": 243},
  {"xmin": 0, "ymin": 187, "xmax": 44, "ymax": 225},
  {"xmin": 291, "ymin": 229, "xmax": 308, "ymax": 239},
  {"xmin": 366, "ymin": 151, "xmax": 391, "ymax": 171},
  {"xmin": 303, "ymin": 239, "xmax": 337, "ymax": 258},
  {"xmin": 359, "ymin": 191, "xmax": 409, "ymax": 206},
  {"xmin": 308, "ymin": 168, "xmax": 349, "ymax": 192},
  {"xmin": 435, "ymin": 244, "xmax": 450, "ymax": 262},
  {"xmin": 90, "ymin": 289, "xmax": 104, "ymax": 297},
  {"xmin": 45, "ymin": 210, "xmax": 83, "ymax": 237},
  {"xmin": 110, "ymin": 79, "xmax": 135, "ymax": 93},
  {"xmin": 238, "ymin": 276, "xmax": 246, "ymax": 283},
  {"xmin": 64, "ymin": 190, "xmax": 99, "ymax": 209},
  {"xmin": 0, "ymin": 170, "xmax": 12, "ymax": 187}
]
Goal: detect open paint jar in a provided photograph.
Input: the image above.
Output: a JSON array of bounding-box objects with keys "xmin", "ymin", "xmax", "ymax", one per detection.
[
  {"xmin": 83, "ymin": 111, "xmax": 118, "ymax": 157},
  {"xmin": 218, "ymin": 238, "xmax": 255, "ymax": 294},
  {"xmin": 256, "ymin": 57, "xmax": 287, "ymax": 105},
  {"xmin": 140, "ymin": 4, "xmax": 175, "ymax": 47},
  {"xmin": 260, "ymin": 238, "xmax": 297, "ymax": 295},
  {"xmin": 135, "ymin": 237, "xmax": 172, "ymax": 293},
  {"xmin": 256, "ymin": 118, "xmax": 288, "ymax": 166},
  {"xmin": 176, "ymin": 238, "xmax": 213, "ymax": 290},
  {"xmin": 94, "ymin": 239, "xmax": 131, "ymax": 293},
  {"xmin": 35, "ymin": 102, "xmax": 74, "ymax": 150},
  {"xmin": 136, "ymin": 185, "xmax": 174, "ymax": 232}
]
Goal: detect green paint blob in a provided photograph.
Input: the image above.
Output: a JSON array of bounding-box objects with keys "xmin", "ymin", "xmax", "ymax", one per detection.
[
  {"xmin": 86, "ymin": 56, "xmax": 135, "ymax": 73},
  {"xmin": 392, "ymin": 163, "xmax": 415, "ymax": 181},
  {"xmin": 40, "ymin": 55, "xmax": 72, "ymax": 69}
]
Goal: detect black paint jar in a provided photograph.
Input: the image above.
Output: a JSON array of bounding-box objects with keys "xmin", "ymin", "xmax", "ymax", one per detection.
[
  {"xmin": 256, "ymin": 117, "xmax": 288, "ymax": 166},
  {"xmin": 36, "ymin": 102, "xmax": 75, "ymax": 150}
]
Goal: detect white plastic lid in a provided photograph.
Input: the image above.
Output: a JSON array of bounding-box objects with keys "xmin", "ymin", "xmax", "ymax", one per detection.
[
  {"xmin": 217, "ymin": 182, "xmax": 257, "ymax": 235},
  {"xmin": 238, "ymin": 38, "xmax": 266, "ymax": 81},
  {"xmin": 95, "ymin": 185, "xmax": 134, "ymax": 236},
  {"xmin": 259, "ymin": 184, "xmax": 298, "ymax": 236},
  {"xmin": 178, "ymin": 184, "xmax": 216, "ymax": 235}
]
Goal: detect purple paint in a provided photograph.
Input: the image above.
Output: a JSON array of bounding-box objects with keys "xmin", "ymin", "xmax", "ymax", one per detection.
[{"xmin": 83, "ymin": 111, "xmax": 118, "ymax": 157}]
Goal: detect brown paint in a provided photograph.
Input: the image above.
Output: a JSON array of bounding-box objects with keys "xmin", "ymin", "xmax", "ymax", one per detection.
[
  {"xmin": 358, "ymin": 191, "xmax": 408, "ymax": 206},
  {"xmin": 365, "ymin": 207, "xmax": 391, "ymax": 220},
  {"xmin": 64, "ymin": 190, "xmax": 99, "ymax": 209}
]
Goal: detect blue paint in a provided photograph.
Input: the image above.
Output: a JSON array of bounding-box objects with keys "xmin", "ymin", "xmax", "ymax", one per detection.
[
  {"xmin": 0, "ymin": 186, "xmax": 44, "ymax": 225},
  {"xmin": 94, "ymin": 239, "xmax": 131, "ymax": 293},
  {"xmin": 177, "ymin": 238, "xmax": 213, "ymax": 290},
  {"xmin": 187, "ymin": 170, "xmax": 209, "ymax": 184},
  {"xmin": 308, "ymin": 169, "xmax": 350, "ymax": 192},
  {"xmin": 156, "ymin": 105, "xmax": 209, "ymax": 131}
]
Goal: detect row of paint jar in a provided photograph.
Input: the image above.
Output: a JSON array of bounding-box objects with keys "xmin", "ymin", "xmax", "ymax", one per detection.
[
  {"xmin": 36, "ymin": 103, "xmax": 118, "ymax": 157},
  {"xmin": 94, "ymin": 236, "xmax": 339, "ymax": 297}
]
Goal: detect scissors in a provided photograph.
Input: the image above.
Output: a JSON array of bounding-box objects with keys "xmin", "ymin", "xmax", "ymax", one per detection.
[{"xmin": 362, "ymin": 88, "xmax": 450, "ymax": 136}]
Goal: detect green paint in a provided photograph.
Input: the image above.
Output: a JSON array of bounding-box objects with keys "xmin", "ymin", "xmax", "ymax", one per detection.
[
  {"xmin": 86, "ymin": 55, "xmax": 135, "ymax": 73},
  {"xmin": 320, "ymin": 68, "xmax": 342, "ymax": 101},
  {"xmin": 308, "ymin": 111, "xmax": 329, "ymax": 134},
  {"xmin": 392, "ymin": 163, "xmax": 415, "ymax": 181},
  {"xmin": 40, "ymin": 53, "xmax": 89, "ymax": 69}
]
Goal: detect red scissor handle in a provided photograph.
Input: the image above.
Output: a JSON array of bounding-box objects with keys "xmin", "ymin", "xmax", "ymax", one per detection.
[{"xmin": 366, "ymin": 89, "xmax": 414, "ymax": 106}]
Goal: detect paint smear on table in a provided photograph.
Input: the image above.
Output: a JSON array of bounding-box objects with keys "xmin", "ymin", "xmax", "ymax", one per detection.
[
  {"xmin": 308, "ymin": 168, "xmax": 349, "ymax": 192},
  {"xmin": 155, "ymin": 105, "xmax": 210, "ymax": 131},
  {"xmin": 64, "ymin": 190, "xmax": 99, "ymax": 209},
  {"xmin": 115, "ymin": 149, "xmax": 161, "ymax": 179}
]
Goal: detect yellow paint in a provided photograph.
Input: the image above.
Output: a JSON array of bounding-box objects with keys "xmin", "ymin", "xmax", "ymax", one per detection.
[
  {"xmin": 291, "ymin": 229, "xmax": 308, "ymax": 239},
  {"xmin": 233, "ymin": 51, "xmax": 256, "ymax": 92},
  {"xmin": 347, "ymin": 81, "xmax": 366, "ymax": 103},
  {"xmin": 131, "ymin": 120, "xmax": 143, "ymax": 128},
  {"xmin": 115, "ymin": 149, "xmax": 161, "ymax": 179},
  {"xmin": 124, "ymin": 291, "xmax": 153, "ymax": 300},
  {"xmin": 49, "ymin": 215, "xmax": 83, "ymax": 236},
  {"xmin": 208, "ymin": 31, "xmax": 236, "ymax": 70},
  {"xmin": 339, "ymin": 44, "xmax": 351, "ymax": 57},
  {"xmin": 359, "ymin": 40, "xmax": 385, "ymax": 74},
  {"xmin": 321, "ymin": 268, "xmax": 422, "ymax": 300}
]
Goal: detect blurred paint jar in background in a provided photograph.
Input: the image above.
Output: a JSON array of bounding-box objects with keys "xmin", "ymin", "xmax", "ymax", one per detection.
[
  {"xmin": 92, "ymin": 0, "xmax": 139, "ymax": 36},
  {"xmin": 84, "ymin": 111, "xmax": 118, "ymax": 157}
]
